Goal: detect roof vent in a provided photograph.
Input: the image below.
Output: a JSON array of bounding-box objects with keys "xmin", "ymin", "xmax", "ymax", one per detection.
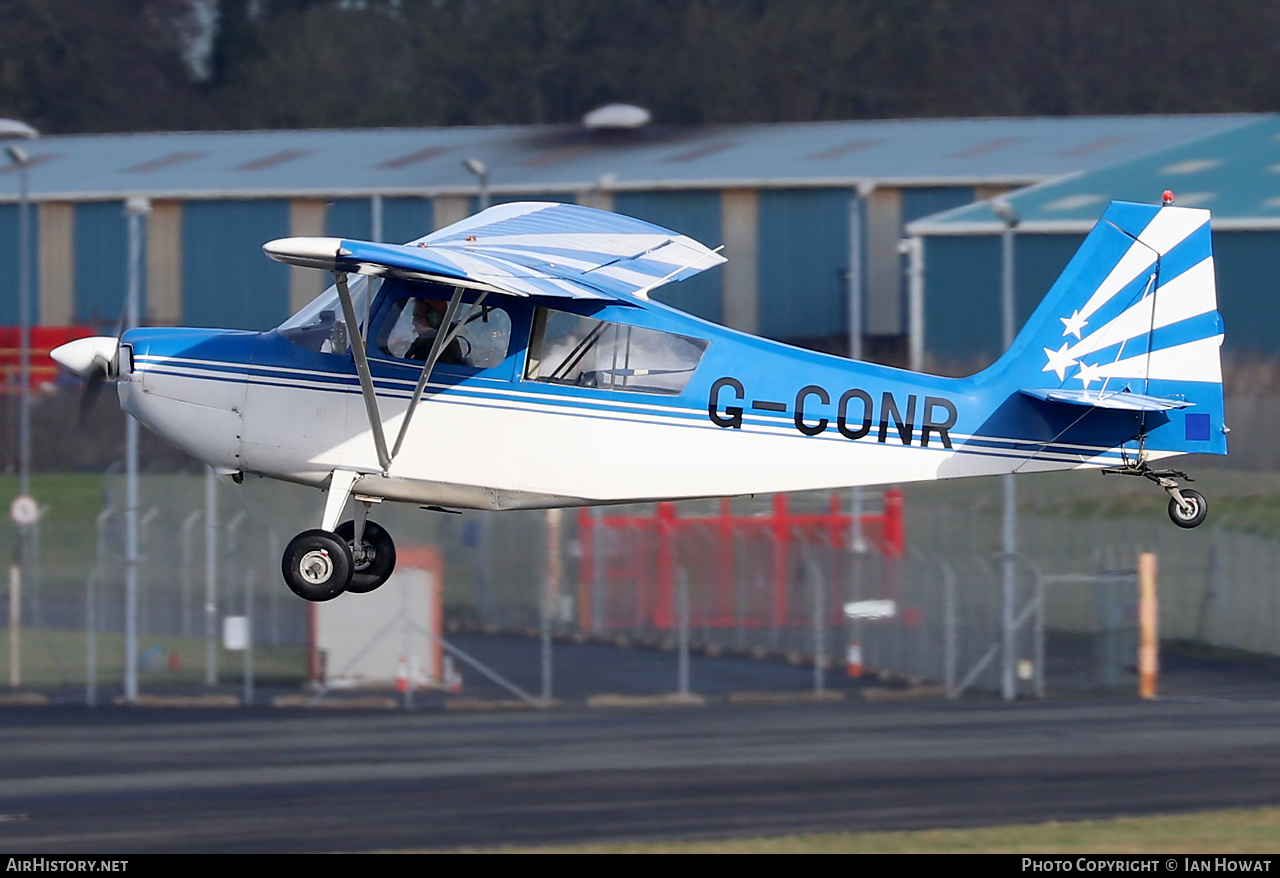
[{"xmin": 582, "ymin": 104, "xmax": 651, "ymax": 130}]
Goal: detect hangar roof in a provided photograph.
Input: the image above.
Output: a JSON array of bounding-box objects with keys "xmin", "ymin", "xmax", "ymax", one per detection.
[
  {"xmin": 908, "ymin": 115, "xmax": 1280, "ymax": 235},
  {"xmin": 0, "ymin": 115, "xmax": 1257, "ymax": 204}
]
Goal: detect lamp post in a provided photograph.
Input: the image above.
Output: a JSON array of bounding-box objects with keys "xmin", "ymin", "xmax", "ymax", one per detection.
[
  {"xmin": 992, "ymin": 197, "xmax": 1019, "ymax": 702},
  {"xmin": 122, "ymin": 196, "xmax": 150, "ymax": 704},
  {"xmin": 848, "ymin": 182, "xmax": 874, "ymax": 554},
  {"xmin": 463, "ymin": 158, "xmax": 489, "ymax": 212},
  {"xmin": 2, "ymin": 119, "xmax": 39, "ymax": 647}
]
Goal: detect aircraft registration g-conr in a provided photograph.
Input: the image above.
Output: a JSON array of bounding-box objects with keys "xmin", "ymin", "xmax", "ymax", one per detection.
[{"xmin": 52, "ymin": 196, "xmax": 1226, "ymax": 602}]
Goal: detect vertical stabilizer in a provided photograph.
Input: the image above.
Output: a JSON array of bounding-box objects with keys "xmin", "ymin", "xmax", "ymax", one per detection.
[{"xmin": 982, "ymin": 200, "xmax": 1226, "ymax": 457}]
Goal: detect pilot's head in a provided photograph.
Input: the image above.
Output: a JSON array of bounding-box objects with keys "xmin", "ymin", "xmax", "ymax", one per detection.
[{"xmin": 412, "ymin": 298, "xmax": 446, "ymax": 334}]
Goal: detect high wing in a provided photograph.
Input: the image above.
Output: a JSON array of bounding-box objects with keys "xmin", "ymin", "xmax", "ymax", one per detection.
[
  {"xmin": 261, "ymin": 201, "xmax": 727, "ymax": 476},
  {"xmin": 263, "ymin": 201, "xmax": 726, "ymax": 302}
]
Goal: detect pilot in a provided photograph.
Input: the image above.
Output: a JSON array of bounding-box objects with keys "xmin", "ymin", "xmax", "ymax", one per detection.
[{"xmin": 405, "ymin": 298, "xmax": 469, "ymax": 365}]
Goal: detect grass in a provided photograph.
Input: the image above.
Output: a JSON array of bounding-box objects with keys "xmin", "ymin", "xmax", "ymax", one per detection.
[
  {"xmin": 464, "ymin": 807, "xmax": 1280, "ymax": 853},
  {"xmin": 0, "ymin": 626, "xmax": 307, "ymax": 688}
]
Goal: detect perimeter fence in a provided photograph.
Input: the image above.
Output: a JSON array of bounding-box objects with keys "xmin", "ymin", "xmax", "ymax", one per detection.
[{"xmin": 2, "ymin": 467, "xmax": 1280, "ymax": 701}]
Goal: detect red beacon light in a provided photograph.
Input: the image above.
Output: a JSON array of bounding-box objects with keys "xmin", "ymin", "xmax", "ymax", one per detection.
[{"xmin": 1162, "ymin": 190, "xmax": 1175, "ymax": 205}]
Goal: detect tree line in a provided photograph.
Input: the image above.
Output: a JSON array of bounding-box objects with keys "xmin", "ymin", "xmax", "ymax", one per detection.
[{"xmin": 3, "ymin": 0, "xmax": 1280, "ymax": 135}]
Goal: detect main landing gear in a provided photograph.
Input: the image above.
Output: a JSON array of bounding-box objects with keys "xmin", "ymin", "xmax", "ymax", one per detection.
[
  {"xmin": 281, "ymin": 517, "xmax": 398, "ymax": 602},
  {"xmin": 1103, "ymin": 460, "xmax": 1208, "ymax": 529}
]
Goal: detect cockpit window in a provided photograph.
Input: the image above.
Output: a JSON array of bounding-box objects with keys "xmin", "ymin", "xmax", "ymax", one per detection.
[
  {"xmin": 377, "ymin": 297, "xmax": 512, "ymax": 369},
  {"xmin": 277, "ymin": 276, "xmax": 374, "ymax": 354},
  {"xmin": 525, "ymin": 307, "xmax": 707, "ymax": 395}
]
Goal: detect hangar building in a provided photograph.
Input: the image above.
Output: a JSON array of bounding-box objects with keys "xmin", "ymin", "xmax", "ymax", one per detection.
[
  {"xmin": 0, "ymin": 114, "xmax": 1257, "ymax": 366},
  {"xmin": 907, "ymin": 114, "xmax": 1280, "ymax": 371}
]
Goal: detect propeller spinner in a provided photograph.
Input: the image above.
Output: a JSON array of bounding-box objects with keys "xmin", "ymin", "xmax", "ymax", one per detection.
[
  {"xmin": 50, "ymin": 336, "xmax": 120, "ymax": 422},
  {"xmin": 50, "ymin": 336, "xmax": 120, "ymax": 378}
]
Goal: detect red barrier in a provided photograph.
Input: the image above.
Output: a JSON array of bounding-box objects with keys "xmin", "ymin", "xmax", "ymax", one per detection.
[
  {"xmin": 0, "ymin": 326, "xmax": 97, "ymax": 393},
  {"xmin": 577, "ymin": 488, "xmax": 904, "ymax": 632}
]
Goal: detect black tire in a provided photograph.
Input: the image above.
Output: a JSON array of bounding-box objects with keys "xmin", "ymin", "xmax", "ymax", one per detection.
[
  {"xmin": 281, "ymin": 529, "xmax": 352, "ymax": 602},
  {"xmin": 335, "ymin": 519, "xmax": 397, "ymax": 594},
  {"xmin": 1168, "ymin": 488, "xmax": 1208, "ymax": 529}
]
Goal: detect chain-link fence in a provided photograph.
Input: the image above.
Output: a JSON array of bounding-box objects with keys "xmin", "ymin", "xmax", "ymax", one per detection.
[{"xmin": 4, "ymin": 464, "xmax": 1280, "ymax": 702}]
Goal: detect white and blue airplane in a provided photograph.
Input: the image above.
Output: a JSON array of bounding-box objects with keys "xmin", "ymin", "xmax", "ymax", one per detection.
[{"xmin": 52, "ymin": 197, "xmax": 1226, "ymax": 602}]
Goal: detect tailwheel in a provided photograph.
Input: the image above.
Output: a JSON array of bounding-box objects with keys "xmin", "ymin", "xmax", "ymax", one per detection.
[
  {"xmin": 281, "ymin": 529, "xmax": 352, "ymax": 602},
  {"xmin": 335, "ymin": 519, "xmax": 397, "ymax": 594},
  {"xmin": 1103, "ymin": 459, "xmax": 1209, "ymax": 530},
  {"xmin": 1168, "ymin": 488, "xmax": 1208, "ymax": 529}
]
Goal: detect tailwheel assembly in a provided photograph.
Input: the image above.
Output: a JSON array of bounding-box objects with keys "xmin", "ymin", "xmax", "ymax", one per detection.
[{"xmin": 1103, "ymin": 458, "xmax": 1208, "ymax": 530}]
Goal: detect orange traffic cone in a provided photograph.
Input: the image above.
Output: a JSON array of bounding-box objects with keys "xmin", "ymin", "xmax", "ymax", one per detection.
[
  {"xmin": 396, "ymin": 655, "xmax": 409, "ymax": 693},
  {"xmin": 846, "ymin": 643, "xmax": 863, "ymax": 678},
  {"xmin": 444, "ymin": 656, "xmax": 462, "ymax": 694}
]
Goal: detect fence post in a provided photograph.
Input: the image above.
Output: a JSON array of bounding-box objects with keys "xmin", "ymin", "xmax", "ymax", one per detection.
[
  {"xmin": 810, "ymin": 550, "xmax": 825, "ymax": 696},
  {"xmin": 771, "ymin": 494, "xmax": 790, "ymax": 634},
  {"xmin": 677, "ymin": 566, "xmax": 690, "ymax": 697},
  {"xmin": 655, "ymin": 502, "xmax": 677, "ymax": 629},
  {"xmin": 204, "ymin": 465, "xmax": 218, "ymax": 687},
  {"xmin": 180, "ymin": 510, "xmax": 201, "ymax": 637},
  {"xmin": 942, "ymin": 558, "xmax": 957, "ymax": 698},
  {"xmin": 1139, "ymin": 552, "xmax": 1158, "ymax": 699}
]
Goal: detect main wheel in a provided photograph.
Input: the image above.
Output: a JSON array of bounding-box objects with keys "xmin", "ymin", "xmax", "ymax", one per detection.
[
  {"xmin": 281, "ymin": 529, "xmax": 353, "ymax": 602},
  {"xmin": 1168, "ymin": 488, "xmax": 1208, "ymax": 529},
  {"xmin": 335, "ymin": 519, "xmax": 397, "ymax": 594}
]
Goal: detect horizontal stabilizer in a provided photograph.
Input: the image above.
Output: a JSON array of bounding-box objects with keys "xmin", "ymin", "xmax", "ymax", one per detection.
[{"xmin": 1019, "ymin": 387, "xmax": 1194, "ymax": 412}]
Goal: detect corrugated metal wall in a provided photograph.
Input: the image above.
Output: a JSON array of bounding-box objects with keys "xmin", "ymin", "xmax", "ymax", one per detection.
[
  {"xmin": 613, "ymin": 191, "xmax": 723, "ymax": 323},
  {"xmin": 896, "ymin": 187, "xmax": 978, "ymax": 339},
  {"xmin": 901, "ymin": 187, "xmax": 975, "ymax": 226},
  {"xmin": 757, "ymin": 189, "xmax": 849, "ymax": 342},
  {"xmin": 1214, "ymin": 231, "xmax": 1280, "ymax": 358},
  {"xmin": 383, "ymin": 197, "xmax": 433, "ymax": 243},
  {"xmin": 923, "ymin": 235, "xmax": 1000, "ymax": 366},
  {"xmin": 922, "ymin": 232, "xmax": 1083, "ymax": 370},
  {"xmin": 182, "ymin": 199, "xmax": 290, "ymax": 331},
  {"xmin": 73, "ymin": 201, "xmax": 130, "ymax": 331},
  {"xmin": 0, "ymin": 204, "xmax": 34, "ymax": 325},
  {"xmin": 325, "ymin": 198, "xmax": 372, "ymax": 240},
  {"xmin": 1016, "ymin": 233, "xmax": 1086, "ymax": 332},
  {"xmin": 317, "ymin": 197, "xmax": 436, "ymax": 243},
  {"xmin": 924, "ymin": 226, "xmax": 1280, "ymax": 369}
]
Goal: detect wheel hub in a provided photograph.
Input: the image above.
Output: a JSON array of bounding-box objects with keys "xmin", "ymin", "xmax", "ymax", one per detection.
[
  {"xmin": 352, "ymin": 540, "xmax": 373, "ymax": 569},
  {"xmin": 299, "ymin": 548, "xmax": 333, "ymax": 584}
]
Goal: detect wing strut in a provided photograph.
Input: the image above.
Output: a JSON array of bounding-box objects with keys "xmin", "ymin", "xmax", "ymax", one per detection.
[
  {"xmin": 334, "ymin": 271, "xmax": 491, "ymax": 474},
  {"xmin": 334, "ymin": 270, "xmax": 391, "ymax": 473},
  {"xmin": 389, "ymin": 285, "xmax": 490, "ymax": 460}
]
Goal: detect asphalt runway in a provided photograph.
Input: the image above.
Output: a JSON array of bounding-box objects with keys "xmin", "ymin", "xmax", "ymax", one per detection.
[{"xmin": 1, "ymin": 693, "xmax": 1280, "ymax": 852}]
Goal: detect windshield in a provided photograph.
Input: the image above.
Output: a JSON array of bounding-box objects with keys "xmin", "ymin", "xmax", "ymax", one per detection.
[{"xmin": 277, "ymin": 275, "xmax": 375, "ymax": 354}]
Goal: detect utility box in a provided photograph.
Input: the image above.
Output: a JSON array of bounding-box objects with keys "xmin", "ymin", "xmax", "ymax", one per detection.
[{"xmin": 313, "ymin": 546, "xmax": 443, "ymax": 690}]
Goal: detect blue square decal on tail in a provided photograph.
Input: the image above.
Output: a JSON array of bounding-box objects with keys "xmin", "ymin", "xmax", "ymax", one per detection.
[{"xmin": 1185, "ymin": 413, "xmax": 1211, "ymax": 441}]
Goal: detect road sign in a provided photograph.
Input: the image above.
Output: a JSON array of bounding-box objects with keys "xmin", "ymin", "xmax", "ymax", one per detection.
[{"xmin": 9, "ymin": 495, "xmax": 37, "ymax": 527}]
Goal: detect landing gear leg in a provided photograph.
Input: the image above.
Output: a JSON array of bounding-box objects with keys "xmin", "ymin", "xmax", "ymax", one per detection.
[
  {"xmin": 1103, "ymin": 459, "xmax": 1208, "ymax": 529},
  {"xmin": 336, "ymin": 502, "xmax": 396, "ymax": 594}
]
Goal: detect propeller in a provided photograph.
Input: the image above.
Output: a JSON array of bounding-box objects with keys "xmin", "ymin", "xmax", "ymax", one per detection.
[{"xmin": 49, "ymin": 336, "xmax": 120, "ymax": 423}]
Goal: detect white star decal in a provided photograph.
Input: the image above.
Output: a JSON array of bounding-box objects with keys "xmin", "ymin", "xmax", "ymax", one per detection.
[
  {"xmin": 1042, "ymin": 342, "xmax": 1078, "ymax": 381},
  {"xmin": 1075, "ymin": 361, "xmax": 1103, "ymax": 390},
  {"xmin": 1060, "ymin": 309, "xmax": 1088, "ymax": 339}
]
